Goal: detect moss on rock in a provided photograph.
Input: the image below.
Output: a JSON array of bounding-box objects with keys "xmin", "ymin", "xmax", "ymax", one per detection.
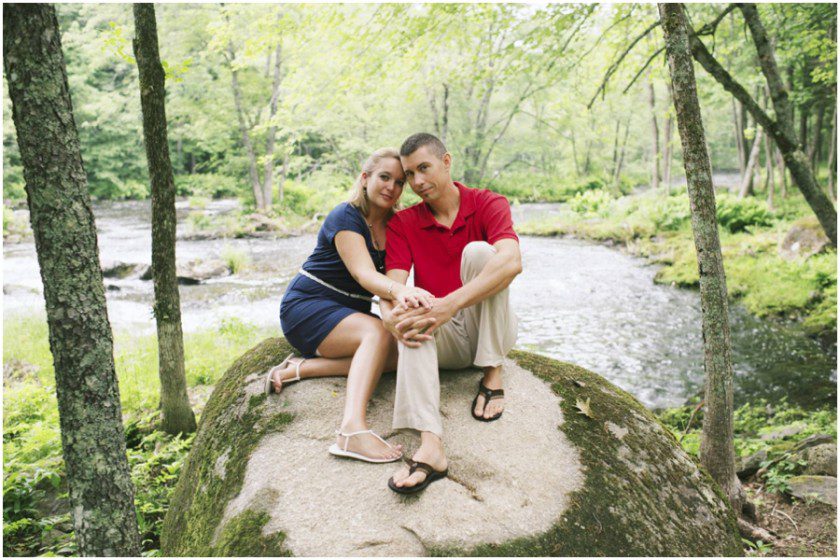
[
  {"xmin": 162, "ymin": 341, "xmax": 743, "ymax": 556},
  {"xmin": 161, "ymin": 337, "xmax": 295, "ymax": 556}
]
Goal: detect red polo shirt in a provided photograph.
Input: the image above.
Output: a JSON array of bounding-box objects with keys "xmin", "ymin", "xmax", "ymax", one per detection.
[{"xmin": 385, "ymin": 182, "xmax": 519, "ymax": 297}]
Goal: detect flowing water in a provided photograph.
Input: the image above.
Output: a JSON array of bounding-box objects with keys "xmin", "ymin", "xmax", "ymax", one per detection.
[{"xmin": 3, "ymin": 199, "xmax": 835, "ymax": 409}]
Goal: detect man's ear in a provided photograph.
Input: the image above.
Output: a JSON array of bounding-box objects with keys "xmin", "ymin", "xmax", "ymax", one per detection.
[{"xmin": 442, "ymin": 152, "xmax": 452, "ymax": 170}]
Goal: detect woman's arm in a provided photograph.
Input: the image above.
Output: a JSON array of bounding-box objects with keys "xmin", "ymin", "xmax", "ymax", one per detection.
[{"xmin": 334, "ymin": 230, "xmax": 431, "ymax": 308}]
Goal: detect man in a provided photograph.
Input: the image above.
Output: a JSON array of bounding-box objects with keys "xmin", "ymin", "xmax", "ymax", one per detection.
[{"xmin": 380, "ymin": 132, "xmax": 522, "ymax": 493}]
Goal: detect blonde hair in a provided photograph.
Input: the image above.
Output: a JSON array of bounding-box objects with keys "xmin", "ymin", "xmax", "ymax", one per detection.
[{"xmin": 347, "ymin": 147, "xmax": 403, "ymax": 219}]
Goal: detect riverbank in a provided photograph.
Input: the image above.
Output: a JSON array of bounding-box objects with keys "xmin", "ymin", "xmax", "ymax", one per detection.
[{"xmin": 518, "ymin": 189, "xmax": 837, "ymax": 343}]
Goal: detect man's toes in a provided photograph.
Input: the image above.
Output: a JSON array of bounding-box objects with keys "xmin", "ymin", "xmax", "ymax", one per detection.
[
  {"xmin": 403, "ymin": 472, "xmax": 426, "ymax": 488},
  {"xmin": 484, "ymin": 400, "xmax": 504, "ymax": 418},
  {"xmin": 474, "ymin": 395, "xmax": 486, "ymax": 416}
]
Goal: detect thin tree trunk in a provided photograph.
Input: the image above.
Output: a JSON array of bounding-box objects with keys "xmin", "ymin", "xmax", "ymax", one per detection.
[
  {"xmin": 610, "ymin": 119, "xmax": 621, "ymax": 179},
  {"xmin": 613, "ymin": 119, "xmax": 631, "ymax": 189},
  {"xmin": 262, "ymin": 43, "xmax": 282, "ymax": 210},
  {"xmin": 809, "ymin": 100, "xmax": 825, "ymax": 169},
  {"xmin": 570, "ymin": 130, "xmax": 580, "ymax": 176},
  {"xmin": 133, "ymin": 4, "xmax": 197, "ymax": 436},
  {"xmin": 775, "ymin": 145, "xmax": 787, "ymax": 198},
  {"xmin": 664, "ymin": 81, "xmax": 674, "ymax": 194},
  {"xmin": 659, "ymin": 2, "xmax": 742, "ymax": 514},
  {"xmin": 3, "ymin": 4, "xmax": 141, "ymax": 555},
  {"xmin": 688, "ymin": 6, "xmax": 837, "ymax": 245},
  {"xmin": 764, "ymin": 132, "xmax": 775, "ymax": 210},
  {"xmin": 648, "ymin": 76, "xmax": 661, "ymax": 190},
  {"xmin": 732, "ymin": 99, "xmax": 746, "ymax": 174},
  {"xmin": 441, "ymin": 83, "xmax": 449, "ymax": 146},
  {"xmin": 739, "ymin": 128, "xmax": 763, "ymax": 198},
  {"xmin": 280, "ymin": 151, "xmax": 289, "ymax": 206},
  {"xmin": 226, "ymin": 40, "xmax": 264, "ymax": 209},
  {"xmin": 828, "ymin": 105, "xmax": 836, "ymax": 201}
]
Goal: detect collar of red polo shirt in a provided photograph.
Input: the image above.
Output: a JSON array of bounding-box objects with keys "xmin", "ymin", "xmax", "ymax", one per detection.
[{"xmin": 414, "ymin": 181, "xmax": 476, "ymax": 231}]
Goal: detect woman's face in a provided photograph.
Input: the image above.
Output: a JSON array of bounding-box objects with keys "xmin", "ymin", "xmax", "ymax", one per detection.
[{"xmin": 363, "ymin": 158, "xmax": 405, "ymax": 211}]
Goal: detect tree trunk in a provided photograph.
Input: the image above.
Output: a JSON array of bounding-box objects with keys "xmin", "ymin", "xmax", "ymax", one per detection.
[
  {"xmin": 738, "ymin": 128, "xmax": 763, "ymax": 198},
  {"xmin": 809, "ymin": 100, "xmax": 825, "ymax": 169},
  {"xmin": 570, "ymin": 130, "xmax": 580, "ymax": 176},
  {"xmin": 441, "ymin": 83, "xmax": 449, "ymax": 146},
  {"xmin": 262, "ymin": 43, "xmax": 282, "ymax": 210},
  {"xmin": 764, "ymin": 132, "xmax": 775, "ymax": 210},
  {"xmin": 613, "ymin": 119, "xmax": 631, "ymax": 190},
  {"xmin": 828, "ymin": 105, "xmax": 837, "ymax": 201},
  {"xmin": 664, "ymin": 81, "xmax": 675, "ymax": 194},
  {"xmin": 732, "ymin": 99, "xmax": 746, "ymax": 174},
  {"xmin": 610, "ymin": 119, "xmax": 621, "ymax": 179},
  {"xmin": 3, "ymin": 4, "xmax": 141, "ymax": 555},
  {"xmin": 226, "ymin": 39, "xmax": 264, "ymax": 209},
  {"xmin": 775, "ymin": 145, "xmax": 787, "ymax": 198},
  {"xmin": 659, "ymin": 2, "xmax": 742, "ymax": 513},
  {"xmin": 688, "ymin": 5, "xmax": 837, "ymax": 245},
  {"xmin": 133, "ymin": 3, "xmax": 196, "ymax": 436},
  {"xmin": 647, "ymin": 77, "xmax": 661, "ymax": 190}
]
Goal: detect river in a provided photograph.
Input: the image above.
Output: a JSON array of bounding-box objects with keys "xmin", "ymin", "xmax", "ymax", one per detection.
[{"xmin": 3, "ymin": 199, "xmax": 835, "ymax": 410}]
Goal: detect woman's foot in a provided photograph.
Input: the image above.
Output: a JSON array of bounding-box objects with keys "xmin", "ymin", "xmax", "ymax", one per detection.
[
  {"xmin": 268, "ymin": 358, "xmax": 304, "ymax": 393},
  {"xmin": 390, "ymin": 432, "xmax": 447, "ymax": 489},
  {"xmin": 473, "ymin": 366, "xmax": 505, "ymax": 419},
  {"xmin": 335, "ymin": 424, "xmax": 402, "ymax": 461}
]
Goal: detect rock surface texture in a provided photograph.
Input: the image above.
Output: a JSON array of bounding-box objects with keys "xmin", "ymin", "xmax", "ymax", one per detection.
[{"xmin": 161, "ymin": 339, "xmax": 743, "ymax": 556}]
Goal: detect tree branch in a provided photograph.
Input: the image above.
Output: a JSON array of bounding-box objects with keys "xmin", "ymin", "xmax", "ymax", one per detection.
[
  {"xmin": 694, "ymin": 4, "xmax": 738, "ymax": 37},
  {"xmin": 623, "ymin": 45, "xmax": 666, "ymax": 94},
  {"xmin": 588, "ymin": 19, "xmax": 661, "ymax": 109}
]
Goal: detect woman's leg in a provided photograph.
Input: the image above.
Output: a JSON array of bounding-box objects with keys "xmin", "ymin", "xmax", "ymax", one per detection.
[{"xmin": 317, "ymin": 313, "xmax": 400, "ymax": 460}]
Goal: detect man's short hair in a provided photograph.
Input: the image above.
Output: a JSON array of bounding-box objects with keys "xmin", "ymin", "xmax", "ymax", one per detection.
[{"xmin": 400, "ymin": 133, "xmax": 447, "ymax": 159}]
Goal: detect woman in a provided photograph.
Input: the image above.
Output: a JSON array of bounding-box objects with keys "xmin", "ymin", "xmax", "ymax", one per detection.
[{"xmin": 267, "ymin": 148, "xmax": 433, "ymax": 463}]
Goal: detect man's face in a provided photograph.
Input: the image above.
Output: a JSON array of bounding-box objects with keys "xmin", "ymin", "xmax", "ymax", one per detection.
[{"xmin": 400, "ymin": 145, "xmax": 451, "ymax": 202}]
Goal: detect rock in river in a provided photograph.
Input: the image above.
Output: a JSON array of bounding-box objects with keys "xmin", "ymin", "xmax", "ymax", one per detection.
[{"xmin": 160, "ymin": 339, "xmax": 742, "ymax": 556}]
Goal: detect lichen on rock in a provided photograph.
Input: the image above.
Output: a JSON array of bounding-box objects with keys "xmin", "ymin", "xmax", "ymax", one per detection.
[{"xmin": 161, "ymin": 339, "xmax": 742, "ymax": 556}]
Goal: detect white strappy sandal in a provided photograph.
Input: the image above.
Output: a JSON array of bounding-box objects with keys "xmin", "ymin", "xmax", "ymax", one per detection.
[
  {"xmin": 328, "ymin": 429, "xmax": 403, "ymax": 463},
  {"xmin": 264, "ymin": 354, "xmax": 305, "ymax": 395}
]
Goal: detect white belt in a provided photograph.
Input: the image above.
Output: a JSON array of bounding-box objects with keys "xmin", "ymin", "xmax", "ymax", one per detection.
[{"xmin": 298, "ymin": 269, "xmax": 378, "ymax": 304}]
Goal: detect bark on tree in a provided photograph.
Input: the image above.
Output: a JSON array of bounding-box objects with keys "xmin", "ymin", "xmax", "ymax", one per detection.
[
  {"xmin": 227, "ymin": 38, "xmax": 264, "ymax": 210},
  {"xmin": 647, "ymin": 76, "xmax": 661, "ymax": 190},
  {"xmin": 687, "ymin": 5, "xmax": 837, "ymax": 245},
  {"xmin": 732, "ymin": 99, "xmax": 746, "ymax": 174},
  {"xmin": 133, "ymin": 3, "xmax": 197, "ymax": 436},
  {"xmin": 613, "ymin": 119, "xmax": 631, "ymax": 189},
  {"xmin": 738, "ymin": 128, "xmax": 763, "ymax": 198},
  {"xmin": 828, "ymin": 105, "xmax": 837, "ymax": 201},
  {"xmin": 262, "ymin": 43, "xmax": 282, "ymax": 208},
  {"xmin": 3, "ymin": 4, "xmax": 141, "ymax": 555},
  {"xmin": 764, "ymin": 132, "xmax": 775, "ymax": 210},
  {"xmin": 775, "ymin": 145, "xmax": 787, "ymax": 198},
  {"xmin": 659, "ymin": 2, "xmax": 743, "ymax": 513},
  {"xmin": 809, "ymin": 100, "xmax": 825, "ymax": 169}
]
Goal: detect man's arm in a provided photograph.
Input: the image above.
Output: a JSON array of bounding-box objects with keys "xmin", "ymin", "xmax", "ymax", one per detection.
[{"xmin": 399, "ymin": 238, "xmax": 521, "ymax": 338}]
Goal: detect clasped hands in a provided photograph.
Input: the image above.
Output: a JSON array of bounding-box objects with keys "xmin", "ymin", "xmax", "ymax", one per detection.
[{"xmin": 386, "ymin": 286, "xmax": 457, "ymax": 348}]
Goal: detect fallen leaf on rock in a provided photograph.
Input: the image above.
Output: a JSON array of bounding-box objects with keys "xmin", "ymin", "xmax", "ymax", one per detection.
[{"xmin": 575, "ymin": 397, "xmax": 594, "ymax": 419}]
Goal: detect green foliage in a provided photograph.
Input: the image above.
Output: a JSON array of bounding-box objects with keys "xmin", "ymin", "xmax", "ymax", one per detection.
[
  {"xmin": 484, "ymin": 173, "xmax": 608, "ymax": 204},
  {"xmin": 278, "ymin": 172, "xmax": 350, "ymax": 217},
  {"xmin": 659, "ymin": 398, "xmax": 836, "ymax": 496},
  {"xmin": 568, "ymin": 189, "xmax": 615, "ymax": 217},
  {"xmin": 715, "ymin": 194, "xmax": 775, "ymax": 233},
  {"xmin": 3, "ymin": 315, "xmax": 273, "ymax": 556},
  {"xmin": 220, "ymin": 244, "xmax": 251, "ymax": 274},
  {"xmin": 642, "ymin": 193, "xmax": 692, "ymax": 232},
  {"xmin": 175, "ymin": 174, "xmax": 242, "ymax": 199}
]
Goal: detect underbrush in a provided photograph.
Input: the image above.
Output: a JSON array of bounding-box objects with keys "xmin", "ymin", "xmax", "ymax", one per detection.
[
  {"xmin": 2, "ymin": 316, "xmax": 274, "ymax": 556},
  {"xmin": 519, "ymin": 189, "xmax": 837, "ymax": 336},
  {"xmin": 659, "ymin": 398, "xmax": 836, "ymax": 495}
]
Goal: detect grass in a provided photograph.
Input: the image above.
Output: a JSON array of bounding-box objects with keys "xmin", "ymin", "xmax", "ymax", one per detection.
[
  {"xmin": 519, "ymin": 189, "xmax": 837, "ymax": 337},
  {"xmin": 2, "ymin": 315, "xmax": 275, "ymax": 556}
]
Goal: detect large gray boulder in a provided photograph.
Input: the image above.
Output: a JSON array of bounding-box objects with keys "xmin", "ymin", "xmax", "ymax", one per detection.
[
  {"xmin": 161, "ymin": 339, "xmax": 742, "ymax": 556},
  {"xmin": 778, "ymin": 216, "xmax": 831, "ymax": 261}
]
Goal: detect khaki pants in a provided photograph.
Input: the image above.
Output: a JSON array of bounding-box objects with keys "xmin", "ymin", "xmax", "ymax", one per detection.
[{"xmin": 392, "ymin": 241, "xmax": 518, "ymax": 437}]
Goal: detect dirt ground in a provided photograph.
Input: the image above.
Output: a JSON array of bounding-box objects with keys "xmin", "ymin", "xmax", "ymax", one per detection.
[{"xmin": 746, "ymin": 484, "xmax": 837, "ymax": 557}]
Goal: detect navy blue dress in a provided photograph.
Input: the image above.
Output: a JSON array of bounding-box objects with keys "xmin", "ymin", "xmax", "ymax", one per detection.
[{"xmin": 280, "ymin": 202, "xmax": 386, "ymax": 358}]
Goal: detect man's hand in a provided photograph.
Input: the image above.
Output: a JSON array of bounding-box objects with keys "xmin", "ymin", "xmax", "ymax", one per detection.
[
  {"xmin": 397, "ymin": 296, "xmax": 457, "ymax": 339},
  {"xmin": 383, "ymin": 303, "xmax": 435, "ymax": 348}
]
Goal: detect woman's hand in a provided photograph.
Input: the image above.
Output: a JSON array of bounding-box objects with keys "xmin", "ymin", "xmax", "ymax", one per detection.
[{"xmin": 394, "ymin": 285, "xmax": 434, "ymax": 309}]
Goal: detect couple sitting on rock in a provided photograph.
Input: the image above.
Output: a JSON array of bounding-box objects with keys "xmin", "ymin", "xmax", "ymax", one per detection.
[{"xmin": 266, "ymin": 133, "xmax": 521, "ymax": 494}]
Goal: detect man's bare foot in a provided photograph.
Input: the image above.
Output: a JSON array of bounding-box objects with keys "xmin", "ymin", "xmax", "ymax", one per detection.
[
  {"xmin": 336, "ymin": 423, "xmax": 402, "ymax": 461},
  {"xmin": 474, "ymin": 365, "xmax": 505, "ymax": 419},
  {"xmin": 391, "ymin": 432, "xmax": 447, "ymax": 489}
]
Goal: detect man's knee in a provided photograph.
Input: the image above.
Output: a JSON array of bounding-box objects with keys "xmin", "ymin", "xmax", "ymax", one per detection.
[{"xmin": 461, "ymin": 241, "xmax": 495, "ymax": 280}]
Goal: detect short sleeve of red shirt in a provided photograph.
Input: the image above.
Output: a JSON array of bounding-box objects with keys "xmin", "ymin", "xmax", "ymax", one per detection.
[
  {"xmin": 480, "ymin": 193, "xmax": 519, "ymax": 245},
  {"xmin": 385, "ymin": 213, "xmax": 412, "ymax": 272}
]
